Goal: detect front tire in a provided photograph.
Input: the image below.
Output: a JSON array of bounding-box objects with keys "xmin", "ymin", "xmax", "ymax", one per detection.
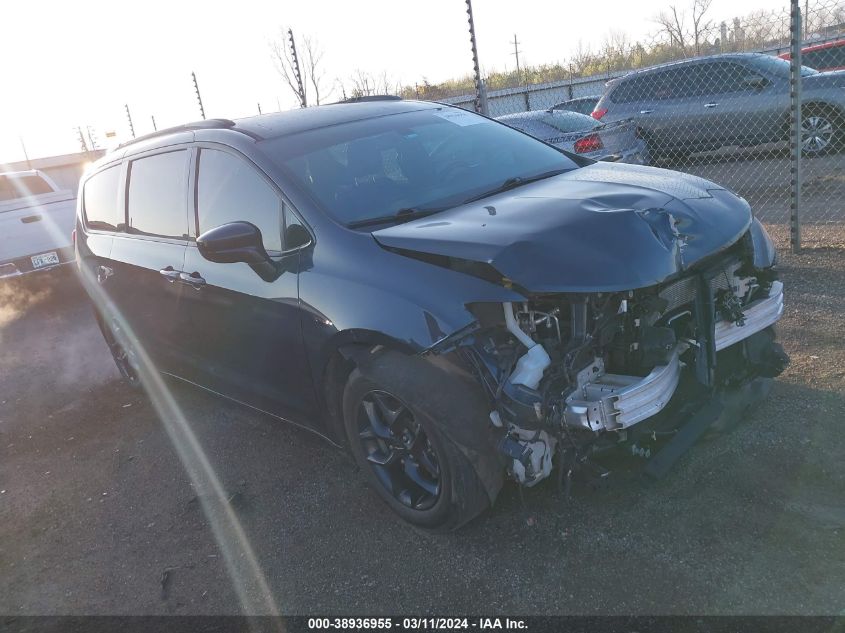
[
  {"xmin": 802, "ymin": 108, "xmax": 839, "ymax": 155},
  {"xmin": 342, "ymin": 355, "xmax": 490, "ymax": 531}
]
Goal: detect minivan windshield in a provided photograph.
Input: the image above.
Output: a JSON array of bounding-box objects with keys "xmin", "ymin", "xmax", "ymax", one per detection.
[{"xmin": 262, "ymin": 107, "xmax": 579, "ymax": 227}]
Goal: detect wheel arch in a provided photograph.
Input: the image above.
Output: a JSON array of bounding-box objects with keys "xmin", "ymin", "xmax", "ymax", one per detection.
[
  {"xmin": 317, "ymin": 330, "xmax": 418, "ymax": 446},
  {"xmin": 803, "ymin": 100, "xmax": 845, "ymax": 119}
]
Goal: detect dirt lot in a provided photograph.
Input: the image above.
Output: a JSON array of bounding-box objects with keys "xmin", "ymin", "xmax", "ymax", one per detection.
[{"xmin": 1, "ymin": 237, "xmax": 843, "ymax": 616}]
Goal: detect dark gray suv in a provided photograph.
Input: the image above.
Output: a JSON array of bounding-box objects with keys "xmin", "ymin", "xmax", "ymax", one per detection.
[{"xmin": 593, "ymin": 53, "xmax": 844, "ymax": 160}]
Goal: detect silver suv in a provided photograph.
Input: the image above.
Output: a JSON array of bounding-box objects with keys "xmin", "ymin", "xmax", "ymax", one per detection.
[{"xmin": 593, "ymin": 53, "xmax": 845, "ymax": 160}]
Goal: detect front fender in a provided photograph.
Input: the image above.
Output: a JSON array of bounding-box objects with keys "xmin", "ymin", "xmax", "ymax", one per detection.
[{"xmin": 299, "ymin": 238, "xmax": 525, "ymax": 404}]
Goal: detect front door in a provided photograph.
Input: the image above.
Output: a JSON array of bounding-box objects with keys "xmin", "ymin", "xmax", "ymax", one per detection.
[
  {"xmin": 691, "ymin": 60, "xmax": 785, "ymax": 148},
  {"xmin": 177, "ymin": 146, "xmax": 318, "ymax": 425}
]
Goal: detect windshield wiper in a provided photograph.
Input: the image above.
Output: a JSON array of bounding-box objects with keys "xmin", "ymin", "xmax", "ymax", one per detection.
[
  {"xmin": 462, "ymin": 168, "xmax": 570, "ymax": 205},
  {"xmin": 346, "ymin": 168, "xmax": 570, "ymax": 229},
  {"xmin": 347, "ymin": 206, "xmax": 448, "ymax": 229}
]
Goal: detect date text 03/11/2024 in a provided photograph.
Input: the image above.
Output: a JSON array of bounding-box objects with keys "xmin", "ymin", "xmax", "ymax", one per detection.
[{"xmin": 306, "ymin": 617, "xmax": 528, "ymax": 630}]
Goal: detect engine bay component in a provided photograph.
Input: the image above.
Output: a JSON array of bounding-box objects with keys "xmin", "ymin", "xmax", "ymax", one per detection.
[
  {"xmin": 503, "ymin": 302, "xmax": 551, "ymax": 389},
  {"xmin": 455, "ymin": 236, "xmax": 788, "ymax": 492},
  {"xmin": 497, "ymin": 428, "xmax": 556, "ymax": 486}
]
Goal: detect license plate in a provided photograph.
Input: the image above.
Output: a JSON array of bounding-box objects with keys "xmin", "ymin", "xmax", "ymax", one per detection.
[{"xmin": 31, "ymin": 251, "xmax": 60, "ymax": 269}]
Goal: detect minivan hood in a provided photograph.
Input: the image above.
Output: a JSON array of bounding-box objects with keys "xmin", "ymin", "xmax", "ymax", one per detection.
[{"xmin": 373, "ymin": 163, "xmax": 752, "ymax": 293}]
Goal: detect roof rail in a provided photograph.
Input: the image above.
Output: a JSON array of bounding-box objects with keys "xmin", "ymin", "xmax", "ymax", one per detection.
[
  {"xmin": 335, "ymin": 95, "xmax": 403, "ymax": 104},
  {"xmin": 117, "ymin": 118, "xmax": 237, "ymax": 149}
]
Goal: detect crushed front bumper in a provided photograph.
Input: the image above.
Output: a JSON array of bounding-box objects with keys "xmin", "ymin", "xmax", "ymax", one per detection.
[{"xmin": 564, "ymin": 281, "xmax": 785, "ymax": 433}]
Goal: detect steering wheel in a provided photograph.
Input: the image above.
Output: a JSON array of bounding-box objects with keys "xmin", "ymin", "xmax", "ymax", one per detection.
[{"xmin": 430, "ymin": 136, "xmax": 473, "ymax": 184}]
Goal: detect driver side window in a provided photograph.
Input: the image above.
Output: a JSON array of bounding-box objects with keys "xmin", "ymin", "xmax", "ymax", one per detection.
[{"xmin": 196, "ymin": 148, "xmax": 283, "ymax": 254}]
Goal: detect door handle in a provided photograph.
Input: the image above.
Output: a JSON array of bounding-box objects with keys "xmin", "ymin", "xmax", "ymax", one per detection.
[
  {"xmin": 159, "ymin": 266, "xmax": 180, "ymax": 282},
  {"xmin": 639, "ymin": 109, "xmax": 654, "ymax": 114},
  {"xmin": 179, "ymin": 271, "xmax": 206, "ymax": 289},
  {"xmin": 96, "ymin": 265, "xmax": 113, "ymax": 284},
  {"xmin": 703, "ymin": 102, "xmax": 718, "ymax": 108}
]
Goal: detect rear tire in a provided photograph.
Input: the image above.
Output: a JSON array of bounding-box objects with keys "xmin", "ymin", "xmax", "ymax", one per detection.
[
  {"xmin": 94, "ymin": 310, "xmax": 142, "ymax": 390},
  {"xmin": 802, "ymin": 106, "xmax": 840, "ymax": 155},
  {"xmin": 342, "ymin": 353, "xmax": 490, "ymax": 531}
]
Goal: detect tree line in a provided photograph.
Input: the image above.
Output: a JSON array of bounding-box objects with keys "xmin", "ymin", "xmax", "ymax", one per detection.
[{"xmin": 273, "ymin": 0, "xmax": 844, "ymax": 105}]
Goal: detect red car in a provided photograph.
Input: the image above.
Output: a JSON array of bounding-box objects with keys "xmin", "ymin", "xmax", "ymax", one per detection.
[{"xmin": 779, "ymin": 39, "xmax": 845, "ymax": 72}]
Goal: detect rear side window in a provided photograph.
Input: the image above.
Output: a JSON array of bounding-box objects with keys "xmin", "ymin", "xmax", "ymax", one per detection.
[
  {"xmin": 195, "ymin": 149, "xmax": 283, "ymax": 253},
  {"xmin": 610, "ymin": 75, "xmax": 654, "ymax": 103},
  {"xmin": 693, "ymin": 62, "xmax": 759, "ymax": 95},
  {"xmin": 0, "ymin": 175, "xmax": 54, "ymax": 201},
  {"xmin": 653, "ymin": 66, "xmax": 697, "ymax": 100},
  {"xmin": 127, "ymin": 151, "xmax": 189, "ymax": 240},
  {"xmin": 612, "ymin": 66, "xmax": 698, "ymax": 102},
  {"xmin": 83, "ymin": 166, "xmax": 122, "ymax": 231}
]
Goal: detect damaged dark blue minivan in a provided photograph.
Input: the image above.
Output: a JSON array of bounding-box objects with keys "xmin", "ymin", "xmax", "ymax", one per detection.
[{"xmin": 76, "ymin": 99, "xmax": 788, "ymax": 530}]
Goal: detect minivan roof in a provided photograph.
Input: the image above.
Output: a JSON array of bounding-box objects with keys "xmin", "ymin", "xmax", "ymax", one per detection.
[
  {"xmin": 234, "ymin": 99, "xmax": 440, "ymax": 139},
  {"xmin": 115, "ymin": 99, "xmax": 441, "ymax": 154},
  {"xmin": 613, "ymin": 52, "xmax": 770, "ymax": 80}
]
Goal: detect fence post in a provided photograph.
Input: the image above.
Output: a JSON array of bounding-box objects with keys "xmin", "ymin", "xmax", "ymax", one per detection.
[
  {"xmin": 125, "ymin": 104, "xmax": 135, "ymax": 139},
  {"xmin": 789, "ymin": 0, "xmax": 803, "ymax": 253},
  {"xmin": 192, "ymin": 72, "xmax": 206, "ymax": 120},
  {"xmin": 479, "ymin": 79, "xmax": 490, "ymax": 117}
]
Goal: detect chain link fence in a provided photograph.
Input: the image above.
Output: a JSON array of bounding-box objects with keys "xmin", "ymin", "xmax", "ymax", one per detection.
[{"xmin": 442, "ymin": 0, "xmax": 845, "ymax": 252}]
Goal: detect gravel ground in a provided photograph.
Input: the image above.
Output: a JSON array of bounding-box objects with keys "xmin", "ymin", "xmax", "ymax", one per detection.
[{"xmin": 0, "ymin": 238, "xmax": 843, "ymax": 616}]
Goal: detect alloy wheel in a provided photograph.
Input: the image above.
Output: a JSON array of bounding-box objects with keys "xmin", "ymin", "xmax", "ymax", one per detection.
[
  {"xmin": 801, "ymin": 115, "xmax": 834, "ymax": 154},
  {"xmin": 355, "ymin": 390, "xmax": 441, "ymax": 511}
]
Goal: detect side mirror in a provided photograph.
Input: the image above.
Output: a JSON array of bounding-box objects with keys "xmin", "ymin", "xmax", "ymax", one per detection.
[
  {"xmin": 197, "ymin": 221, "xmax": 280, "ymax": 281},
  {"xmin": 197, "ymin": 221, "xmax": 271, "ymax": 264}
]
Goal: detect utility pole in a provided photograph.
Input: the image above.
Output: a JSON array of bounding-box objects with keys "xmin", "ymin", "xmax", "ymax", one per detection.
[
  {"xmin": 258, "ymin": 102, "xmax": 262, "ymax": 115},
  {"xmin": 192, "ymin": 71, "xmax": 206, "ymax": 119},
  {"xmin": 465, "ymin": 0, "xmax": 486, "ymax": 115},
  {"xmin": 804, "ymin": 0, "xmax": 809, "ymax": 39},
  {"xmin": 288, "ymin": 29, "xmax": 307, "ymax": 108},
  {"xmin": 125, "ymin": 104, "xmax": 135, "ymax": 138},
  {"xmin": 511, "ymin": 34, "xmax": 522, "ymax": 81},
  {"xmin": 511, "ymin": 33, "xmax": 529, "ymax": 110}
]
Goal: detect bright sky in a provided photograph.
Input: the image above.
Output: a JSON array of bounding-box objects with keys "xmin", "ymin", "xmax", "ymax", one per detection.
[{"xmin": 1, "ymin": 0, "xmax": 779, "ymax": 163}]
